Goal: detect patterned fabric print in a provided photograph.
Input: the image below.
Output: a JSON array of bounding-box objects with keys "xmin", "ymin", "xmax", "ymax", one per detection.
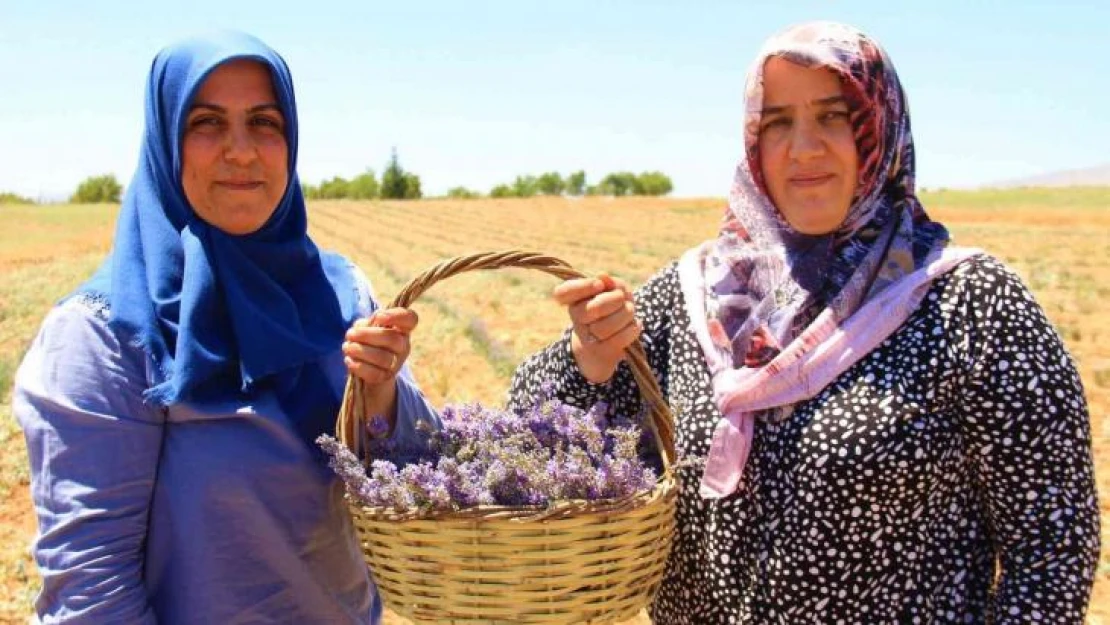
[
  {"xmin": 508, "ymin": 257, "xmax": 1100, "ymax": 623},
  {"xmin": 703, "ymin": 21, "xmax": 948, "ymax": 373}
]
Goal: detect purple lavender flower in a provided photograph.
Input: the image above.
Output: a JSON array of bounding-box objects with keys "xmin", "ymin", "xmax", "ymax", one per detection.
[
  {"xmin": 367, "ymin": 414, "xmax": 391, "ymax": 438},
  {"xmin": 400, "ymin": 462, "xmax": 453, "ymax": 511},
  {"xmin": 317, "ymin": 434, "xmax": 372, "ymax": 497},
  {"xmin": 365, "ymin": 460, "xmax": 414, "ymax": 511},
  {"xmin": 317, "ymin": 389, "xmax": 660, "ymax": 514}
]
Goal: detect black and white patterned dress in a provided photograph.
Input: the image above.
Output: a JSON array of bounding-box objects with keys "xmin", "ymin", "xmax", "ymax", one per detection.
[{"xmin": 508, "ymin": 254, "xmax": 1099, "ymax": 624}]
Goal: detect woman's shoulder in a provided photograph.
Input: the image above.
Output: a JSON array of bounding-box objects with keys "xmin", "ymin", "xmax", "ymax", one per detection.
[
  {"xmin": 938, "ymin": 250, "xmax": 1036, "ymax": 304},
  {"xmin": 637, "ymin": 261, "xmax": 682, "ymax": 300},
  {"xmin": 318, "ymin": 250, "xmax": 358, "ymax": 280},
  {"xmin": 43, "ymin": 292, "xmax": 118, "ymax": 343},
  {"xmin": 318, "ymin": 250, "xmax": 378, "ymax": 317},
  {"xmin": 58, "ymin": 290, "xmax": 113, "ymax": 322},
  {"xmin": 35, "ymin": 293, "xmax": 148, "ymax": 363},
  {"xmin": 924, "ymin": 250, "xmax": 1059, "ymax": 354},
  {"xmin": 18, "ymin": 292, "xmax": 153, "ymax": 399}
]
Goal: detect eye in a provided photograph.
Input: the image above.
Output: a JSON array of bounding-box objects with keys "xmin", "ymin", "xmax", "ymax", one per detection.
[
  {"xmin": 251, "ymin": 115, "xmax": 284, "ymax": 131},
  {"xmin": 759, "ymin": 116, "xmax": 790, "ymax": 133},
  {"xmin": 820, "ymin": 110, "xmax": 851, "ymax": 124},
  {"xmin": 188, "ymin": 115, "xmax": 222, "ymax": 129}
]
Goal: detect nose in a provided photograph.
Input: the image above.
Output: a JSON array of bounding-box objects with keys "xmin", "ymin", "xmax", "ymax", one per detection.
[
  {"xmin": 223, "ymin": 123, "xmax": 257, "ymax": 166},
  {"xmin": 787, "ymin": 118, "xmax": 824, "ymax": 162}
]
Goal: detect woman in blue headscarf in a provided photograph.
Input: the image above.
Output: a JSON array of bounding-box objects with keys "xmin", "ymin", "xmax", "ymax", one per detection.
[{"xmin": 13, "ymin": 31, "xmax": 438, "ymax": 623}]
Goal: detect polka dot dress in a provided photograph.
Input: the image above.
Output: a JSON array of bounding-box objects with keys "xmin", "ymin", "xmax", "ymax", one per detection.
[{"xmin": 508, "ymin": 255, "xmax": 1099, "ymax": 624}]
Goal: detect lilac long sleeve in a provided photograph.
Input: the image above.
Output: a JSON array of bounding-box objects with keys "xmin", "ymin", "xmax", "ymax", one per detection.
[
  {"xmin": 15, "ymin": 265, "xmax": 440, "ymax": 624},
  {"xmin": 16, "ymin": 297, "xmax": 163, "ymax": 623}
]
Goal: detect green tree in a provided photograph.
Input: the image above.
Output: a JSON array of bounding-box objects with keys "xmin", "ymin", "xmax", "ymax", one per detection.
[
  {"xmin": 511, "ymin": 175, "xmax": 538, "ymax": 198},
  {"xmin": 489, "ymin": 184, "xmax": 514, "ymax": 198},
  {"xmin": 402, "ymin": 173, "xmax": 422, "ymax": 199},
  {"xmin": 348, "ymin": 169, "xmax": 379, "ymax": 200},
  {"xmin": 565, "ymin": 170, "xmax": 587, "ymax": 196},
  {"xmin": 317, "ymin": 176, "xmax": 351, "ymax": 199},
  {"xmin": 447, "ymin": 186, "xmax": 481, "ymax": 199},
  {"xmin": 381, "ymin": 148, "xmax": 418, "ymax": 200},
  {"xmin": 301, "ymin": 183, "xmax": 320, "ymax": 199},
  {"xmin": 71, "ymin": 174, "xmax": 123, "ymax": 203},
  {"xmin": 0, "ymin": 191, "xmax": 34, "ymax": 205},
  {"xmin": 536, "ymin": 171, "xmax": 565, "ymax": 196},
  {"xmin": 636, "ymin": 171, "xmax": 674, "ymax": 196},
  {"xmin": 596, "ymin": 172, "xmax": 639, "ymax": 197}
]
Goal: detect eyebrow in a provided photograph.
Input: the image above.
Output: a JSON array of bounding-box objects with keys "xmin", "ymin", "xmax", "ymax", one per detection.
[
  {"xmin": 188, "ymin": 102, "xmax": 282, "ymax": 115},
  {"xmin": 761, "ymin": 95, "xmax": 848, "ymax": 116}
]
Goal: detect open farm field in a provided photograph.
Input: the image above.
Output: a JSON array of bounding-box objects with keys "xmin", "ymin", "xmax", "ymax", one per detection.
[{"xmin": 1, "ymin": 189, "xmax": 1107, "ymax": 623}]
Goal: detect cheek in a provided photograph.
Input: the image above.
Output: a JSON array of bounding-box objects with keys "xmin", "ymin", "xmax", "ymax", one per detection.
[
  {"xmin": 182, "ymin": 137, "xmax": 219, "ymax": 178},
  {"xmin": 757, "ymin": 138, "xmax": 786, "ymax": 192},
  {"xmin": 259, "ymin": 138, "xmax": 289, "ymax": 185},
  {"xmin": 180, "ymin": 140, "xmax": 214, "ymax": 203},
  {"xmin": 833, "ymin": 130, "xmax": 860, "ymax": 182}
]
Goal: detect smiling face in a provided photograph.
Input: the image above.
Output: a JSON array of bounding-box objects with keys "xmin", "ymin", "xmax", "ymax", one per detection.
[
  {"xmin": 180, "ymin": 59, "xmax": 289, "ymax": 236},
  {"xmin": 757, "ymin": 56, "xmax": 859, "ymax": 235}
]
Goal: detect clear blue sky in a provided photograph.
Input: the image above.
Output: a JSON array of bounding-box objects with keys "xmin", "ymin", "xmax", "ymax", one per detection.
[{"xmin": 1, "ymin": 0, "xmax": 1107, "ymax": 200}]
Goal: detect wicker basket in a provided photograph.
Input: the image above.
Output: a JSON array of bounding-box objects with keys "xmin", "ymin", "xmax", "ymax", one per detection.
[{"xmin": 334, "ymin": 251, "xmax": 677, "ymax": 624}]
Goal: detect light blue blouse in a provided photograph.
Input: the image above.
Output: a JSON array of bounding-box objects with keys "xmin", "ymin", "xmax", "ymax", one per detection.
[{"xmin": 14, "ymin": 262, "xmax": 439, "ymax": 624}]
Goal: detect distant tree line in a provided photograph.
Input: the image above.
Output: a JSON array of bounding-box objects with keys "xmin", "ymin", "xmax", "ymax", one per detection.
[
  {"xmin": 302, "ymin": 148, "xmax": 422, "ymax": 200},
  {"xmin": 0, "ymin": 191, "xmax": 35, "ymax": 205},
  {"xmin": 302, "ymin": 155, "xmax": 673, "ymax": 201},
  {"xmin": 475, "ymin": 170, "xmax": 673, "ymax": 199},
  {"xmin": 72, "ymin": 175, "xmax": 123, "ymax": 203},
  {"xmin": 3, "ymin": 152, "xmax": 676, "ymax": 206},
  {"xmin": 301, "ymin": 150, "xmax": 673, "ymax": 200},
  {"xmin": 1, "ymin": 174, "xmax": 125, "ymax": 205}
]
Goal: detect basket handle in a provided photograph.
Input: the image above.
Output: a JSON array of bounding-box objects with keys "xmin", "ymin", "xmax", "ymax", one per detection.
[{"xmin": 335, "ymin": 250, "xmax": 676, "ymax": 470}]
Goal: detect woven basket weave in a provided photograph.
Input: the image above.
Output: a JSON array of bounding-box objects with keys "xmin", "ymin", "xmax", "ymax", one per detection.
[{"xmin": 335, "ymin": 251, "xmax": 677, "ymax": 624}]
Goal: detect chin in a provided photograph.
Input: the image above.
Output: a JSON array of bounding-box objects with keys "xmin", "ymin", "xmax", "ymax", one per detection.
[
  {"xmin": 793, "ymin": 222, "xmax": 839, "ymax": 236},
  {"xmin": 781, "ymin": 203, "xmax": 846, "ymax": 235},
  {"xmin": 214, "ymin": 215, "xmax": 267, "ymax": 236}
]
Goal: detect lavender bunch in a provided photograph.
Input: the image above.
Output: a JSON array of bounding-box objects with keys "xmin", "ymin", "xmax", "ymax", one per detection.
[{"xmin": 317, "ymin": 390, "xmax": 658, "ymax": 515}]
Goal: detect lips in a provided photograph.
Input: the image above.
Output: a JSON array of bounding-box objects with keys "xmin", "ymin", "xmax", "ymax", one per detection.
[
  {"xmin": 789, "ymin": 172, "xmax": 836, "ymax": 187},
  {"xmin": 217, "ymin": 180, "xmax": 264, "ymax": 190}
]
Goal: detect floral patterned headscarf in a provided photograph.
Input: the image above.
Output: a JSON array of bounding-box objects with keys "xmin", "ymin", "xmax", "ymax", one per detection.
[{"xmin": 697, "ymin": 21, "xmax": 949, "ymax": 372}]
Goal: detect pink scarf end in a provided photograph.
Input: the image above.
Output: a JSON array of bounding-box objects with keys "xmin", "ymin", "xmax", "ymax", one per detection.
[{"xmin": 699, "ymin": 411, "xmax": 755, "ymax": 499}]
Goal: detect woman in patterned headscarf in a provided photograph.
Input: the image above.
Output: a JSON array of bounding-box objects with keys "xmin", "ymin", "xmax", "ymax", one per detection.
[{"xmin": 510, "ymin": 21, "xmax": 1098, "ymax": 623}]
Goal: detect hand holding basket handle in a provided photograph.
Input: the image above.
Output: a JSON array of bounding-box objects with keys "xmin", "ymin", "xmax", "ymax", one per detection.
[
  {"xmin": 557, "ymin": 274, "xmax": 643, "ymax": 384},
  {"xmin": 340, "ymin": 307, "xmax": 418, "ymax": 435}
]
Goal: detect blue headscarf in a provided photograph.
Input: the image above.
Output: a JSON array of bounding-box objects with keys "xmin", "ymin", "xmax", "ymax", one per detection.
[{"xmin": 79, "ymin": 31, "xmax": 358, "ymax": 444}]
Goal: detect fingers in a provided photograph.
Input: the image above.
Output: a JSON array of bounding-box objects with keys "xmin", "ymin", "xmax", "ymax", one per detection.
[
  {"xmin": 553, "ymin": 277, "xmax": 602, "ymax": 306},
  {"xmin": 351, "ymin": 307, "xmax": 419, "ymax": 333},
  {"xmin": 556, "ymin": 275, "xmax": 631, "ymax": 319},
  {"xmin": 345, "ymin": 307, "xmax": 418, "ymax": 384},
  {"xmin": 552, "ymin": 274, "xmax": 628, "ymax": 307},
  {"xmin": 544, "ymin": 274, "xmax": 635, "ymax": 384},
  {"xmin": 568, "ymin": 306, "xmax": 641, "ymax": 385},
  {"xmin": 343, "ymin": 330, "xmax": 406, "ymax": 365},
  {"xmin": 344, "ymin": 353, "xmax": 396, "ymax": 385},
  {"xmin": 343, "ymin": 334, "xmax": 403, "ymax": 383},
  {"xmin": 604, "ymin": 315, "xmax": 643, "ymax": 350},
  {"xmin": 558, "ymin": 274, "xmax": 636, "ymax": 348},
  {"xmin": 569, "ymin": 288, "xmax": 633, "ymax": 328},
  {"xmin": 584, "ymin": 300, "xmax": 640, "ymax": 343},
  {"xmin": 347, "ymin": 308, "xmax": 418, "ymax": 354}
]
